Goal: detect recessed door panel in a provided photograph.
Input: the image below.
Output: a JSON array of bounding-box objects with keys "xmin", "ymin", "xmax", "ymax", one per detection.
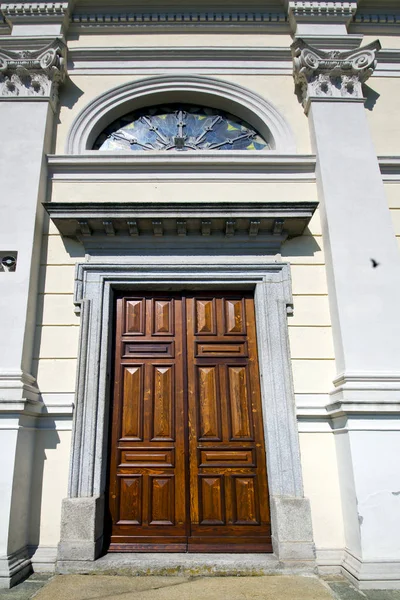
[
  {"xmin": 152, "ymin": 365, "xmax": 174, "ymax": 440},
  {"xmin": 118, "ymin": 476, "xmax": 142, "ymax": 525},
  {"xmin": 121, "ymin": 366, "xmax": 143, "ymax": 440},
  {"xmin": 195, "ymin": 298, "xmax": 216, "ymax": 335},
  {"xmin": 149, "ymin": 476, "xmax": 175, "ymax": 525},
  {"xmin": 227, "ymin": 366, "xmax": 253, "ymax": 440},
  {"xmin": 197, "ymin": 366, "xmax": 221, "ymax": 440},
  {"xmin": 125, "ymin": 299, "xmax": 145, "ymax": 335}
]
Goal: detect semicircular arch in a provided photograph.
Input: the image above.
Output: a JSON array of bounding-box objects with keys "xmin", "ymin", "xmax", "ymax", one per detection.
[{"xmin": 66, "ymin": 75, "xmax": 297, "ymax": 154}]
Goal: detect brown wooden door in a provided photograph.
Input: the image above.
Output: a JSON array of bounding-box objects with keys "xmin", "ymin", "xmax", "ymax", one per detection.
[{"xmin": 108, "ymin": 292, "xmax": 271, "ymax": 552}]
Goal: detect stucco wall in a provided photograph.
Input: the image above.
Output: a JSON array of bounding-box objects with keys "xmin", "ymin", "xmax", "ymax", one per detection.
[
  {"xmin": 34, "ymin": 205, "xmax": 342, "ymax": 550},
  {"xmin": 55, "ymin": 73, "xmax": 312, "ymax": 154},
  {"xmin": 29, "ymin": 428, "xmax": 71, "ymax": 548},
  {"xmin": 365, "ymin": 78, "xmax": 400, "ymax": 157},
  {"xmin": 36, "ymin": 42, "xmax": 345, "ymax": 554},
  {"xmin": 300, "ymin": 432, "xmax": 345, "ymax": 551},
  {"xmin": 66, "ymin": 32, "xmax": 293, "ymax": 49}
]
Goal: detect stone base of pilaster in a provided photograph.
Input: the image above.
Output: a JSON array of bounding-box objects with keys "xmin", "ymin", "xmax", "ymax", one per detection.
[
  {"xmin": 342, "ymin": 550, "xmax": 400, "ymax": 590},
  {"xmin": 29, "ymin": 546, "xmax": 57, "ymax": 573},
  {"xmin": 0, "ymin": 547, "xmax": 32, "ymax": 589},
  {"xmin": 0, "ymin": 370, "xmax": 41, "ymax": 410}
]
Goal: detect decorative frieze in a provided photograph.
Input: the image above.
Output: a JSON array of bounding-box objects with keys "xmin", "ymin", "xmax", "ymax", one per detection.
[
  {"xmin": 291, "ymin": 39, "xmax": 381, "ymax": 111},
  {"xmin": 0, "ymin": 38, "xmax": 67, "ymax": 104},
  {"xmin": 70, "ymin": 10, "xmax": 287, "ymax": 29}
]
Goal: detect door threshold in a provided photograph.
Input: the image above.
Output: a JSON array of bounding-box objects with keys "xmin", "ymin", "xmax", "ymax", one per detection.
[{"xmin": 57, "ymin": 552, "xmax": 316, "ymax": 577}]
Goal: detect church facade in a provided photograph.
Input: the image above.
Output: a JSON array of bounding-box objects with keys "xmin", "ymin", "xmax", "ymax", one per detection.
[{"xmin": 1, "ymin": 0, "xmax": 400, "ymax": 590}]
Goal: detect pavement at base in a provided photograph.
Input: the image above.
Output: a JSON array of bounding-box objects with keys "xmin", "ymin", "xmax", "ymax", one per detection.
[{"xmin": 2, "ymin": 574, "xmax": 400, "ymax": 600}]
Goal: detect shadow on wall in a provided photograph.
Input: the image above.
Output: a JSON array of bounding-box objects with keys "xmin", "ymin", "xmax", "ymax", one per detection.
[
  {"xmin": 50, "ymin": 233, "xmax": 323, "ymax": 260},
  {"xmin": 58, "ymin": 78, "xmax": 85, "ymax": 112},
  {"xmin": 29, "ymin": 416, "xmax": 61, "ymax": 552},
  {"xmin": 281, "ymin": 230, "xmax": 321, "ymax": 257},
  {"xmin": 362, "ymin": 84, "xmax": 380, "ymax": 112}
]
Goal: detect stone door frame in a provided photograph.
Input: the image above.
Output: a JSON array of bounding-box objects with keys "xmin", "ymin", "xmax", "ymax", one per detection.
[{"xmin": 58, "ymin": 260, "xmax": 315, "ymax": 565}]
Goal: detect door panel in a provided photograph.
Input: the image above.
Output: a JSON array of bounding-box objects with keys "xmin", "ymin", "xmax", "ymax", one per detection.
[
  {"xmin": 186, "ymin": 294, "xmax": 271, "ymax": 552},
  {"xmin": 109, "ymin": 295, "xmax": 187, "ymax": 551},
  {"xmin": 108, "ymin": 292, "xmax": 271, "ymax": 552}
]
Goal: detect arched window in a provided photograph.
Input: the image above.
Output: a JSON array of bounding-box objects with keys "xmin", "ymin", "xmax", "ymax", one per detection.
[{"xmin": 93, "ymin": 104, "xmax": 269, "ymax": 151}]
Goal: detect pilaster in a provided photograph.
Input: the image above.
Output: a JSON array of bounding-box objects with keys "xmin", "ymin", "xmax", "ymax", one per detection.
[
  {"xmin": 0, "ymin": 35, "xmax": 67, "ymax": 588},
  {"xmin": 292, "ymin": 38, "xmax": 400, "ymax": 588}
]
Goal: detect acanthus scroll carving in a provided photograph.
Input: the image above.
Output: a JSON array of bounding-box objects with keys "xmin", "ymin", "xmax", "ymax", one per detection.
[
  {"xmin": 291, "ymin": 39, "xmax": 381, "ymax": 111},
  {"xmin": 0, "ymin": 39, "xmax": 67, "ymax": 104}
]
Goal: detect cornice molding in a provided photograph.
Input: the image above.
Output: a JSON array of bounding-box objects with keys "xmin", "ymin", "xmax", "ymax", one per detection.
[
  {"xmin": 353, "ymin": 12, "xmax": 400, "ymax": 25},
  {"xmin": 70, "ymin": 10, "xmax": 288, "ymax": 31},
  {"xmin": 379, "ymin": 157, "xmax": 400, "ymax": 181},
  {"xmin": 47, "ymin": 153, "xmax": 316, "ymax": 182},
  {"xmin": 65, "ymin": 44, "xmax": 400, "ymax": 77},
  {"xmin": 0, "ymin": 37, "xmax": 67, "ymax": 106},
  {"xmin": 291, "ymin": 38, "xmax": 381, "ymax": 112}
]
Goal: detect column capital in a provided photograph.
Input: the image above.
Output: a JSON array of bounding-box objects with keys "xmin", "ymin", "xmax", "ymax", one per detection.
[
  {"xmin": 0, "ymin": 37, "xmax": 67, "ymax": 107},
  {"xmin": 0, "ymin": 2, "xmax": 74, "ymax": 36},
  {"xmin": 291, "ymin": 38, "xmax": 381, "ymax": 113}
]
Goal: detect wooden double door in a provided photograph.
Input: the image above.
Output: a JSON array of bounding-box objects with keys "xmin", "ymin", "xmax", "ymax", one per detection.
[{"xmin": 108, "ymin": 292, "xmax": 271, "ymax": 552}]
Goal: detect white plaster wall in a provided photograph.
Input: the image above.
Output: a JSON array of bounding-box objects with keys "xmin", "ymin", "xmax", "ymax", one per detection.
[
  {"xmin": 8, "ymin": 427, "xmax": 35, "ymax": 554},
  {"xmin": 335, "ymin": 432, "xmax": 362, "ymax": 558},
  {"xmin": 0, "ymin": 427, "xmax": 18, "ymax": 556},
  {"xmin": 351, "ymin": 430, "xmax": 400, "ymax": 561},
  {"xmin": 0, "ymin": 101, "xmax": 53, "ymax": 375},
  {"xmin": 299, "ymin": 433, "xmax": 345, "ymax": 550}
]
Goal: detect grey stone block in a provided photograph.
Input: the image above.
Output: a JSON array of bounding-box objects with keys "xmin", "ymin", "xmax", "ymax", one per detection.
[
  {"xmin": 58, "ymin": 496, "xmax": 104, "ymax": 561},
  {"xmin": 270, "ymin": 496, "xmax": 316, "ymax": 562}
]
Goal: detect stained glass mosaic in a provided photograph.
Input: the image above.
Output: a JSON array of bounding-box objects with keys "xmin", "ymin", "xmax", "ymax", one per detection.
[{"xmin": 94, "ymin": 104, "xmax": 269, "ymax": 151}]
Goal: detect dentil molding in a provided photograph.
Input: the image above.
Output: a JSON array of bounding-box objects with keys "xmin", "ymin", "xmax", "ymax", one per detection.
[
  {"xmin": 287, "ymin": 1, "xmax": 357, "ymax": 22},
  {"xmin": 1, "ymin": 2, "xmax": 69, "ymax": 18},
  {"xmin": 0, "ymin": 37, "xmax": 67, "ymax": 105},
  {"xmin": 291, "ymin": 38, "xmax": 381, "ymax": 112},
  {"xmin": 0, "ymin": 2, "xmax": 71, "ymax": 32}
]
